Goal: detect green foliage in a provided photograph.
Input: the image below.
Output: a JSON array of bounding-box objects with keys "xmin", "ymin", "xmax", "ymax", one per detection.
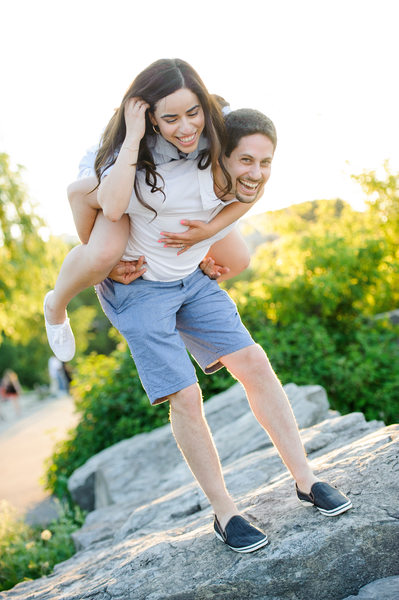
[
  {"xmin": 234, "ymin": 313, "xmax": 399, "ymax": 424},
  {"xmin": 0, "ymin": 500, "xmax": 84, "ymax": 592},
  {"xmin": 0, "ymin": 152, "xmax": 117, "ymax": 387}
]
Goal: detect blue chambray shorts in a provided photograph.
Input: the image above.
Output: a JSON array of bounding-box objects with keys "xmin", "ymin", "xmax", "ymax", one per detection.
[{"xmin": 95, "ymin": 268, "xmax": 254, "ymax": 404}]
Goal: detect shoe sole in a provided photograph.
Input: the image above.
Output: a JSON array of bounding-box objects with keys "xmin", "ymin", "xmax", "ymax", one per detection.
[
  {"xmin": 298, "ymin": 498, "xmax": 353, "ymax": 516},
  {"xmin": 214, "ymin": 531, "xmax": 269, "ymax": 553}
]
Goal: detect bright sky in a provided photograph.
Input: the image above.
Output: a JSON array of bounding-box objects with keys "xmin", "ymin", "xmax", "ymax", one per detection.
[{"xmin": 1, "ymin": 0, "xmax": 399, "ymax": 236}]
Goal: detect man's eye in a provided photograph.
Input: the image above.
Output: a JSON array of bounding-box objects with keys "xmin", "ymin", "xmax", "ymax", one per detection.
[{"xmin": 241, "ymin": 158, "xmax": 251, "ymax": 163}]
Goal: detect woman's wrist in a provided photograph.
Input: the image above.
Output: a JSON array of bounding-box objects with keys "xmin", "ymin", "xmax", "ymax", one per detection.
[
  {"xmin": 121, "ymin": 133, "xmax": 141, "ymax": 153},
  {"xmin": 205, "ymin": 220, "xmax": 218, "ymax": 237},
  {"xmin": 120, "ymin": 141, "xmax": 140, "ymax": 154}
]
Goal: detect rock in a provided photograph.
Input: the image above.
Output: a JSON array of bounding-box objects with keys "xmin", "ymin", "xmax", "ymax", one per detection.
[
  {"xmin": 68, "ymin": 382, "xmax": 330, "ymax": 511},
  {"xmin": 1, "ymin": 384, "xmax": 398, "ymax": 600},
  {"xmin": 341, "ymin": 575, "xmax": 399, "ymax": 599}
]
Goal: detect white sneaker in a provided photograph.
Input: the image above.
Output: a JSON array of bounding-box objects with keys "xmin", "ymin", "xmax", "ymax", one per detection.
[{"xmin": 44, "ymin": 291, "xmax": 76, "ymax": 361}]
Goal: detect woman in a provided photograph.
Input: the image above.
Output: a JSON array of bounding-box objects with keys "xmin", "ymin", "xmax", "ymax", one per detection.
[
  {"xmin": 44, "ymin": 58, "xmax": 252, "ymax": 362},
  {"xmin": 0, "ymin": 370, "xmax": 22, "ymax": 416}
]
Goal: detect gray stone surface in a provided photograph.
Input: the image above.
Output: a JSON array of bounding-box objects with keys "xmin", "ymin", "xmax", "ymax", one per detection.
[
  {"xmin": 341, "ymin": 575, "xmax": 399, "ymax": 599},
  {"xmin": 1, "ymin": 383, "xmax": 398, "ymax": 600}
]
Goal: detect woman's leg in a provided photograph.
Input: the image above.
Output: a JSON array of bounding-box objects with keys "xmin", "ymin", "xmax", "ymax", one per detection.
[
  {"xmin": 67, "ymin": 177, "xmax": 100, "ymax": 244},
  {"xmin": 45, "ymin": 212, "xmax": 130, "ymax": 324},
  {"xmin": 203, "ymin": 229, "xmax": 251, "ymax": 282}
]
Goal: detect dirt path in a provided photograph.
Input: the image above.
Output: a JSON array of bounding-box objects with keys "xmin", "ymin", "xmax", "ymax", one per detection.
[{"xmin": 0, "ymin": 393, "xmax": 79, "ymax": 521}]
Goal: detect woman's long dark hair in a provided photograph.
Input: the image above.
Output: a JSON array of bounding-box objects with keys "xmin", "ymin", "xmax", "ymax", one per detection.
[{"xmin": 95, "ymin": 58, "xmax": 227, "ymax": 212}]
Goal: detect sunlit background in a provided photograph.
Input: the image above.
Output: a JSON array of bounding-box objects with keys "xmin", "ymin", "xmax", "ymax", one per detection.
[{"xmin": 1, "ymin": 0, "xmax": 399, "ymax": 236}]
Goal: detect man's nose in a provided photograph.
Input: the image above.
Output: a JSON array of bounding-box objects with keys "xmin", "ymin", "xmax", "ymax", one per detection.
[{"xmin": 248, "ymin": 163, "xmax": 262, "ymax": 180}]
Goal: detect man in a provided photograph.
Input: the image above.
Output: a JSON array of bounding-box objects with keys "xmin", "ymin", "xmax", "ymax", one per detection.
[{"xmin": 96, "ymin": 108, "xmax": 352, "ymax": 554}]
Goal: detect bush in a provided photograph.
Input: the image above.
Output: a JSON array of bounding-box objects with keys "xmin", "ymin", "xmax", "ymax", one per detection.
[
  {"xmin": 236, "ymin": 312, "xmax": 399, "ymax": 424},
  {"xmin": 0, "ymin": 500, "xmax": 84, "ymax": 592}
]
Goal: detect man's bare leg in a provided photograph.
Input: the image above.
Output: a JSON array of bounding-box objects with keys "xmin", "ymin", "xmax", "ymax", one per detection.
[
  {"xmin": 220, "ymin": 344, "xmax": 318, "ymax": 494},
  {"xmin": 169, "ymin": 383, "xmax": 239, "ymax": 530}
]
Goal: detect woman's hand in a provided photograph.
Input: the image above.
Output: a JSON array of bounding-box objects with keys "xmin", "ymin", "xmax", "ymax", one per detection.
[
  {"xmin": 199, "ymin": 256, "xmax": 230, "ymax": 280},
  {"xmin": 159, "ymin": 220, "xmax": 214, "ymax": 255},
  {"xmin": 123, "ymin": 98, "xmax": 150, "ymax": 146},
  {"xmin": 108, "ymin": 257, "xmax": 146, "ymax": 284}
]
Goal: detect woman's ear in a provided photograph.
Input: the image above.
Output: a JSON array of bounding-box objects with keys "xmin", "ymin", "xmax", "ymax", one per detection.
[{"xmin": 149, "ymin": 112, "xmax": 157, "ymax": 126}]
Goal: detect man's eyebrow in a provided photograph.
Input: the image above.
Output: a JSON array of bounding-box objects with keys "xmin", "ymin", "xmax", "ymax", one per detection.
[
  {"xmin": 239, "ymin": 153, "xmax": 273, "ymax": 160},
  {"xmin": 160, "ymin": 104, "xmax": 200, "ymax": 118}
]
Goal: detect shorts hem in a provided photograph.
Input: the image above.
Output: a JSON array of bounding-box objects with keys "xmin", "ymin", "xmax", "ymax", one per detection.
[
  {"xmin": 202, "ymin": 340, "xmax": 255, "ymax": 374},
  {"xmin": 148, "ymin": 375, "xmax": 198, "ymax": 405}
]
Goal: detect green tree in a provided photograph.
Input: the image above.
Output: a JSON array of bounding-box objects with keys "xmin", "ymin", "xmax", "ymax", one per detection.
[
  {"xmin": 352, "ymin": 162, "xmax": 399, "ymax": 312},
  {"xmin": 0, "ymin": 153, "xmax": 115, "ymax": 386}
]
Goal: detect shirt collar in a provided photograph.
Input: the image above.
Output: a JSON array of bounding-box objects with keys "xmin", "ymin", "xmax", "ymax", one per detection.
[{"xmin": 147, "ymin": 133, "xmax": 209, "ymax": 165}]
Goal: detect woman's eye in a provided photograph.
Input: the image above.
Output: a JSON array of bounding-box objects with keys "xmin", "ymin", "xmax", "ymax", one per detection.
[
  {"xmin": 165, "ymin": 119, "xmax": 177, "ymax": 124},
  {"xmin": 188, "ymin": 111, "xmax": 199, "ymax": 117}
]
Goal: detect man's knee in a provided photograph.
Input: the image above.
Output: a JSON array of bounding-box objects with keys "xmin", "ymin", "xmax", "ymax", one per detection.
[
  {"xmin": 222, "ymin": 344, "xmax": 275, "ymax": 382},
  {"xmin": 169, "ymin": 384, "xmax": 203, "ymax": 419}
]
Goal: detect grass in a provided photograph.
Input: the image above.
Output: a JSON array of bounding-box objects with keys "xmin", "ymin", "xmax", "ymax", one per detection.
[{"xmin": 0, "ymin": 499, "xmax": 85, "ymax": 592}]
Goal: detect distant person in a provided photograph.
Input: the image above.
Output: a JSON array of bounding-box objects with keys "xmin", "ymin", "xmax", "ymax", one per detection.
[
  {"xmin": 0, "ymin": 369, "xmax": 22, "ymax": 416},
  {"xmin": 48, "ymin": 356, "xmax": 68, "ymax": 396},
  {"xmin": 62, "ymin": 362, "xmax": 73, "ymax": 393}
]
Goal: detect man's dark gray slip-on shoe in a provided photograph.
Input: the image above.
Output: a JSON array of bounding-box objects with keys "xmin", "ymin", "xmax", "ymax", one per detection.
[
  {"xmin": 296, "ymin": 482, "xmax": 352, "ymax": 516},
  {"xmin": 213, "ymin": 515, "xmax": 268, "ymax": 553}
]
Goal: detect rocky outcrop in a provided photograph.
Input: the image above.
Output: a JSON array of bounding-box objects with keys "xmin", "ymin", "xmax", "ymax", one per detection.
[{"xmin": 1, "ymin": 383, "xmax": 398, "ymax": 600}]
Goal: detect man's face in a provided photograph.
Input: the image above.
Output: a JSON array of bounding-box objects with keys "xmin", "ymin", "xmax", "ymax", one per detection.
[{"xmin": 223, "ymin": 133, "xmax": 274, "ymax": 203}]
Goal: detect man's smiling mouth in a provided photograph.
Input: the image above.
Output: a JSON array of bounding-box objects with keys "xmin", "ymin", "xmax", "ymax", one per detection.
[{"xmin": 238, "ymin": 178, "xmax": 261, "ymax": 191}]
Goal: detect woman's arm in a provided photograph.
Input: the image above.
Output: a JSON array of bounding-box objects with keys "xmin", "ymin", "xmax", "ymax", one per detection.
[
  {"xmin": 97, "ymin": 98, "xmax": 149, "ymax": 222},
  {"xmin": 159, "ymin": 200, "xmax": 252, "ymax": 254}
]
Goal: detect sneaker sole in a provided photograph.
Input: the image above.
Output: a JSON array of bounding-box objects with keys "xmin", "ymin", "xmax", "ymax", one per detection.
[
  {"xmin": 214, "ymin": 531, "xmax": 269, "ymax": 553},
  {"xmin": 298, "ymin": 498, "xmax": 353, "ymax": 516}
]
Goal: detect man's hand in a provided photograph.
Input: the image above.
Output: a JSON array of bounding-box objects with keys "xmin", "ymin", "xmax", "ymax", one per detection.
[
  {"xmin": 108, "ymin": 257, "xmax": 146, "ymax": 284},
  {"xmin": 199, "ymin": 256, "xmax": 230, "ymax": 280},
  {"xmin": 159, "ymin": 220, "xmax": 213, "ymax": 255}
]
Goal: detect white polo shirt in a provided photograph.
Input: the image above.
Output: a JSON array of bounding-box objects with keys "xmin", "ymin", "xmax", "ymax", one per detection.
[
  {"xmin": 122, "ymin": 159, "xmax": 235, "ymax": 281},
  {"xmin": 77, "ymin": 136, "xmax": 235, "ymax": 281}
]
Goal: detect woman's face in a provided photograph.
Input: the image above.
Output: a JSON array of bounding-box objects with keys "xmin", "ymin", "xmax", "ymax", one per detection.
[{"xmin": 150, "ymin": 88, "xmax": 205, "ymax": 153}]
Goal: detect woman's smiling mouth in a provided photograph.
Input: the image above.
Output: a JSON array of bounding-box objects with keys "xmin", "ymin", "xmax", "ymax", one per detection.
[{"xmin": 176, "ymin": 132, "xmax": 197, "ymax": 146}]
